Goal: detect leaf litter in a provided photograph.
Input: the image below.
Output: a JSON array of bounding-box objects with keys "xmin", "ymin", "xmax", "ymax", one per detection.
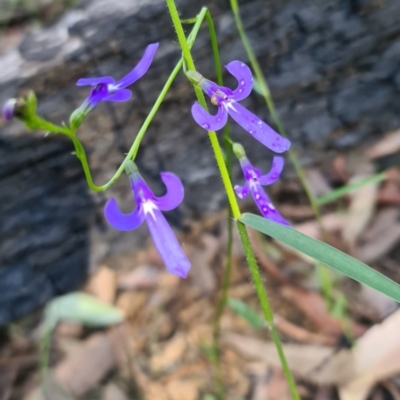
[{"xmin": 0, "ymin": 138, "xmax": 400, "ymax": 400}]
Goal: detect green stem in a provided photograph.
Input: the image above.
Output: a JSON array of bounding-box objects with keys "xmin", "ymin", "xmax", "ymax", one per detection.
[
  {"xmin": 228, "ymin": 0, "xmax": 333, "ymax": 306},
  {"xmin": 204, "ymin": 10, "xmax": 233, "ymax": 400},
  {"xmin": 68, "ymin": 13, "xmax": 207, "ymax": 192},
  {"xmin": 237, "ymin": 222, "xmax": 301, "ymax": 400},
  {"xmin": 166, "ymin": 0, "xmax": 241, "ymax": 220},
  {"xmin": 165, "ymin": 1, "xmax": 300, "ymax": 399}
]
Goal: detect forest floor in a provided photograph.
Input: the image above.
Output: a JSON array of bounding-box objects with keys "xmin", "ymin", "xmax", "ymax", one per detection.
[{"xmin": 1, "ymin": 129, "xmax": 400, "ymax": 400}]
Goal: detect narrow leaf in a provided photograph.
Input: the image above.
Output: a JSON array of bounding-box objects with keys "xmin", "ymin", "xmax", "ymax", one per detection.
[
  {"xmin": 240, "ymin": 213, "xmax": 400, "ymax": 303},
  {"xmin": 316, "ymin": 172, "xmax": 385, "ymax": 205},
  {"xmin": 43, "ymin": 292, "xmax": 124, "ymax": 330},
  {"xmin": 227, "ymin": 298, "xmax": 265, "ymax": 328}
]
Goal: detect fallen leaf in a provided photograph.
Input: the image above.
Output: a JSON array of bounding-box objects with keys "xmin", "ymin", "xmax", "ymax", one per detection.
[
  {"xmin": 150, "ymin": 333, "xmax": 187, "ymax": 375},
  {"xmin": 166, "ymin": 380, "xmax": 199, "ymax": 400},
  {"xmin": 55, "ymin": 333, "xmax": 116, "ymax": 397},
  {"xmin": 367, "ymin": 129, "xmax": 400, "ymax": 159},
  {"xmin": 117, "ymin": 265, "xmax": 160, "ymax": 290},
  {"xmin": 85, "ymin": 266, "xmax": 116, "ymax": 304},
  {"xmin": 339, "ymin": 309, "xmax": 400, "ymax": 400},
  {"xmin": 281, "ymin": 286, "xmax": 355, "ymax": 337},
  {"xmin": 189, "ymin": 233, "xmax": 219, "ymax": 295},
  {"xmin": 341, "ymin": 164, "xmax": 379, "ymax": 250},
  {"xmin": 115, "ymin": 292, "xmax": 147, "ymax": 319},
  {"xmin": 306, "ymin": 169, "xmax": 333, "ymax": 198},
  {"xmin": 224, "ymin": 332, "xmax": 351, "ymax": 385},
  {"xmin": 252, "ymin": 369, "xmax": 291, "ymax": 400},
  {"xmin": 103, "ymin": 383, "xmax": 128, "ymax": 400}
]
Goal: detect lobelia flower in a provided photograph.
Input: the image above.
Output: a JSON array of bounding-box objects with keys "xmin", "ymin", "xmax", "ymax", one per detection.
[
  {"xmin": 76, "ymin": 43, "xmax": 159, "ymax": 112},
  {"xmin": 2, "ymin": 99, "xmax": 18, "ymax": 121},
  {"xmin": 234, "ymin": 147, "xmax": 289, "ymax": 226},
  {"xmin": 104, "ymin": 161, "xmax": 191, "ymax": 279},
  {"xmin": 188, "ymin": 61, "xmax": 290, "ymax": 153}
]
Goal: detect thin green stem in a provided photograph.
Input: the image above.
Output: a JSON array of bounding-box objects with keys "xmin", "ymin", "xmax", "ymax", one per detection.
[
  {"xmin": 237, "ymin": 222, "xmax": 301, "ymax": 400},
  {"xmin": 204, "ymin": 10, "xmax": 233, "ymax": 400},
  {"xmin": 228, "ymin": 0, "xmax": 333, "ymax": 305},
  {"xmin": 166, "ymin": 0, "xmax": 241, "ymax": 220},
  {"xmin": 165, "ymin": 2, "xmax": 300, "ymax": 399},
  {"xmin": 67, "ymin": 14, "xmax": 207, "ymax": 192}
]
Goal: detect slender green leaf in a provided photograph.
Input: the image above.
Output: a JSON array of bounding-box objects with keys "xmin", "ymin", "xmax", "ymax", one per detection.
[
  {"xmin": 316, "ymin": 173, "xmax": 385, "ymax": 205},
  {"xmin": 240, "ymin": 213, "xmax": 400, "ymax": 303},
  {"xmin": 227, "ymin": 298, "xmax": 265, "ymax": 328},
  {"xmin": 43, "ymin": 292, "xmax": 124, "ymax": 331}
]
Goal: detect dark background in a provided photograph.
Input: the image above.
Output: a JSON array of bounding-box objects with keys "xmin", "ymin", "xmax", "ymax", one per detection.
[{"xmin": 1, "ymin": 0, "xmax": 400, "ymax": 324}]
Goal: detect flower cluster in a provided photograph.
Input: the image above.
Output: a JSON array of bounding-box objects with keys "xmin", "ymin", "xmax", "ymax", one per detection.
[{"xmin": 2, "ymin": 42, "xmax": 290, "ymax": 280}]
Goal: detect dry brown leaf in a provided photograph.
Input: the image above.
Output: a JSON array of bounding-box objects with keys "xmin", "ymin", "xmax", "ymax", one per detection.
[
  {"xmin": 252, "ymin": 369, "xmax": 291, "ymax": 400},
  {"xmin": 294, "ymin": 213, "xmax": 347, "ymax": 241},
  {"xmin": 85, "ymin": 266, "xmax": 116, "ymax": 304},
  {"xmin": 339, "ymin": 309, "xmax": 400, "ymax": 400},
  {"xmin": 55, "ymin": 333, "xmax": 116, "ymax": 397},
  {"xmin": 275, "ymin": 315, "xmax": 337, "ymax": 346},
  {"xmin": 150, "ymin": 333, "xmax": 187, "ymax": 375},
  {"xmin": 55, "ymin": 322, "xmax": 83, "ymax": 339},
  {"xmin": 224, "ymin": 332, "xmax": 352, "ymax": 385},
  {"xmin": 103, "ymin": 383, "xmax": 128, "ymax": 400},
  {"xmin": 189, "ymin": 233, "xmax": 219, "ymax": 295},
  {"xmin": 377, "ymin": 181, "xmax": 400, "ymax": 205},
  {"xmin": 341, "ymin": 167, "xmax": 379, "ymax": 250},
  {"xmin": 281, "ymin": 286, "xmax": 349, "ymax": 337},
  {"xmin": 306, "ymin": 168, "xmax": 333, "ymax": 198},
  {"xmin": 166, "ymin": 380, "xmax": 200, "ymax": 400},
  {"xmin": 367, "ymin": 129, "xmax": 400, "ymax": 159},
  {"xmin": 117, "ymin": 265, "xmax": 160, "ymax": 290},
  {"xmin": 115, "ymin": 292, "xmax": 147, "ymax": 319},
  {"xmin": 357, "ymin": 223, "xmax": 400, "ymax": 263}
]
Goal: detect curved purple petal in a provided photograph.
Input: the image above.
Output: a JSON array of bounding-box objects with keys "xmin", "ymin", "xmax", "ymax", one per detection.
[
  {"xmin": 234, "ymin": 182, "xmax": 250, "ymax": 199},
  {"xmin": 250, "ymin": 184, "xmax": 290, "ymax": 226},
  {"xmin": 115, "ymin": 43, "xmax": 159, "ymax": 89},
  {"xmin": 76, "ymin": 77, "xmax": 115, "ymax": 87},
  {"xmin": 146, "ymin": 209, "xmax": 191, "ymax": 278},
  {"xmin": 104, "ymin": 198, "xmax": 145, "ymax": 231},
  {"xmin": 225, "ymin": 61, "xmax": 253, "ymax": 101},
  {"xmin": 227, "ymin": 102, "xmax": 290, "ymax": 153},
  {"xmin": 104, "ymin": 89, "xmax": 132, "ymax": 102},
  {"xmin": 154, "ymin": 172, "xmax": 184, "ymax": 211},
  {"xmin": 191, "ymin": 102, "xmax": 228, "ymax": 131},
  {"xmin": 259, "ymin": 156, "xmax": 284, "ymax": 186}
]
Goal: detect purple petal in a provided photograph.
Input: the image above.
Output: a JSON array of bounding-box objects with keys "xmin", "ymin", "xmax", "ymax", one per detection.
[
  {"xmin": 154, "ymin": 172, "xmax": 184, "ymax": 211},
  {"xmin": 239, "ymin": 157, "xmax": 261, "ymax": 181},
  {"xmin": 191, "ymin": 102, "xmax": 228, "ymax": 131},
  {"xmin": 259, "ymin": 156, "xmax": 284, "ymax": 186},
  {"xmin": 2, "ymin": 99, "xmax": 17, "ymax": 121},
  {"xmin": 234, "ymin": 182, "xmax": 250, "ymax": 199},
  {"xmin": 104, "ymin": 89, "xmax": 132, "ymax": 102},
  {"xmin": 225, "ymin": 61, "xmax": 253, "ymax": 101},
  {"xmin": 250, "ymin": 184, "xmax": 290, "ymax": 226},
  {"xmin": 146, "ymin": 209, "xmax": 191, "ymax": 278},
  {"xmin": 227, "ymin": 102, "xmax": 291, "ymax": 153},
  {"xmin": 115, "ymin": 43, "xmax": 159, "ymax": 89},
  {"xmin": 76, "ymin": 77, "xmax": 115, "ymax": 87},
  {"xmin": 104, "ymin": 198, "xmax": 145, "ymax": 231}
]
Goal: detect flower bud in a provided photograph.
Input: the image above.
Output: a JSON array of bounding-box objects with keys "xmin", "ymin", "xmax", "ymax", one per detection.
[
  {"xmin": 2, "ymin": 99, "xmax": 18, "ymax": 121},
  {"xmin": 233, "ymin": 142, "xmax": 246, "ymax": 160}
]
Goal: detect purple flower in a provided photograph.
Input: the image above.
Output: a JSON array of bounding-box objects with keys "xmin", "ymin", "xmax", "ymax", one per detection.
[
  {"xmin": 77, "ymin": 43, "xmax": 159, "ymax": 112},
  {"xmin": 104, "ymin": 162, "xmax": 190, "ymax": 279},
  {"xmin": 2, "ymin": 99, "xmax": 18, "ymax": 121},
  {"xmin": 235, "ymin": 156, "xmax": 289, "ymax": 226},
  {"xmin": 190, "ymin": 61, "xmax": 290, "ymax": 153}
]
